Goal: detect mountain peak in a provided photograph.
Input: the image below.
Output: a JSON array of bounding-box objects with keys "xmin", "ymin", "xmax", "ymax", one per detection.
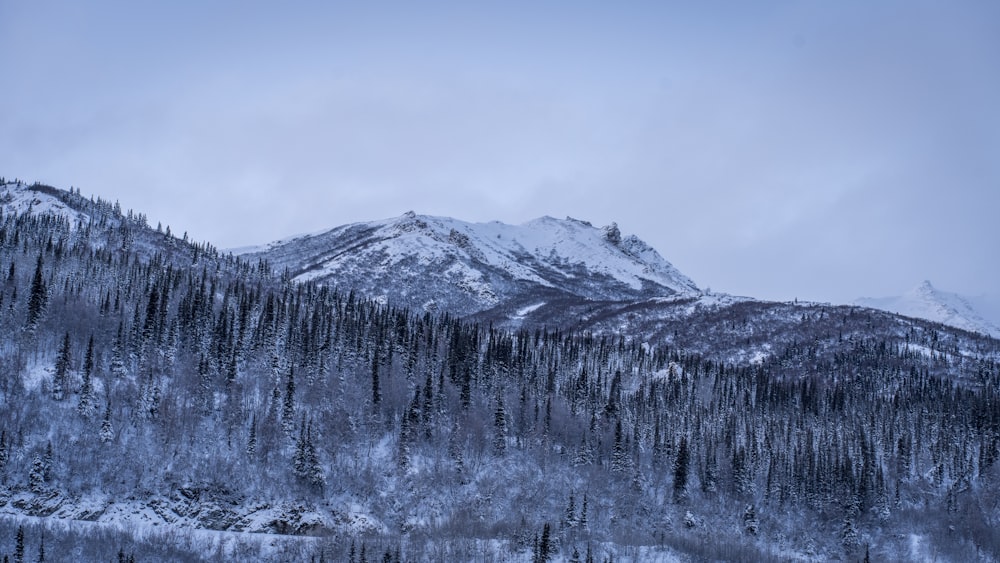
[
  {"xmin": 241, "ymin": 213, "xmax": 698, "ymax": 318},
  {"xmin": 856, "ymin": 281, "xmax": 999, "ymax": 337}
]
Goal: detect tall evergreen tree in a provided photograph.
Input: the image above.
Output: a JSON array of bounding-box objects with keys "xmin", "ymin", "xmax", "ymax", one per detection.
[
  {"xmin": 371, "ymin": 355, "xmax": 381, "ymax": 408},
  {"xmin": 109, "ymin": 322, "xmax": 127, "ymax": 378},
  {"xmin": 611, "ymin": 419, "xmax": 630, "ymax": 474},
  {"xmin": 14, "ymin": 525, "xmax": 24, "ymax": 563},
  {"xmin": 100, "ymin": 401, "xmax": 114, "ymax": 443},
  {"xmin": 26, "ymin": 253, "xmax": 46, "ymax": 328},
  {"xmin": 536, "ymin": 523, "xmax": 551, "ymax": 563},
  {"xmin": 246, "ymin": 414, "xmax": 258, "ymax": 457},
  {"xmin": 673, "ymin": 435, "xmax": 690, "ymax": 502},
  {"xmin": 52, "ymin": 332, "xmax": 71, "ymax": 401},
  {"xmin": 563, "ymin": 494, "xmax": 577, "ymax": 529},
  {"xmin": 78, "ymin": 335, "xmax": 96, "ymax": 416},
  {"xmin": 29, "ymin": 455, "xmax": 45, "ymax": 493},
  {"xmin": 282, "ymin": 367, "xmax": 296, "ymax": 433},
  {"xmin": 492, "ymin": 391, "xmax": 507, "ymax": 456}
]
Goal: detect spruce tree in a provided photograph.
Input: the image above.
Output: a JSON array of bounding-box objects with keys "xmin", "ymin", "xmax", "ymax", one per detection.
[
  {"xmin": 573, "ymin": 435, "xmax": 594, "ymax": 467},
  {"xmin": 305, "ymin": 421, "xmax": 324, "ymax": 488},
  {"xmin": 109, "ymin": 322, "xmax": 127, "ymax": 378},
  {"xmin": 282, "ymin": 367, "xmax": 296, "ymax": 433},
  {"xmin": 563, "ymin": 494, "xmax": 577, "ymax": 529},
  {"xmin": 43, "ymin": 442, "xmax": 53, "ymax": 482},
  {"xmin": 673, "ymin": 435, "xmax": 689, "ymax": 502},
  {"xmin": 702, "ymin": 447, "xmax": 718, "ymax": 494},
  {"xmin": 0, "ymin": 430, "xmax": 7, "ymax": 471},
  {"xmin": 841, "ymin": 515, "xmax": 859, "ymax": 549},
  {"xmin": 52, "ymin": 332, "xmax": 71, "ymax": 401},
  {"xmin": 448, "ymin": 419, "xmax": 465, "ymax": 475},
  {"xmin": 78, "ymin": 335, "xmax": 96, "ymax": 416},
  {"xmin": 14, "ymin": 525, "xmax": 24, "ymax": 563},
  {"xmin": 371, "ymin": 355, "xmax": 381, "ymax": 408},
  {"xmin": 422, "ymin": 370, "xmax": 434, "ymax": 438},
  {"xmin": 651, "ymin": 417, "xmax": 665, "ymax": 469},
  {"xmin": 294, "ymin": 415, "xmax": 308, "ymax": 478},
  {"xmin": 537, "ymin": 523, "xmax": 551, "ymax": 563},
  {"xmin": 29, "ymin": 455, "xmax": 45, "ymax": 493},
  {"xmin": 100, "ymin": 401, "xmax": 114, "ymax": 443},
  {"xmin": 246, "ymin": 414, "xmax": 258, "ymax": 457},
  {"xmin": 26, "ymin": 254, "xmax": 46, "ymax": 328},
  {"xmin": 611, "ymin": 419, "xmax": 630, "ymax": 474},
  {"xmin": 492, "ymin": 391, "xmax": 507, "ymax": 456}
]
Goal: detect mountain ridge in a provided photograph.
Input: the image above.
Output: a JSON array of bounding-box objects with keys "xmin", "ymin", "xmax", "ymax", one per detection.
[
  {"xmin": 5, "ymin": 179, "xmax": 997, "ymax": 340},
  {"xmin": 856, "ymin": 280, "xmax": 1000, "ymax": 337},
  {"xmin": 237, "ymin": 211, "xmax": 699, "ymax": 318}
]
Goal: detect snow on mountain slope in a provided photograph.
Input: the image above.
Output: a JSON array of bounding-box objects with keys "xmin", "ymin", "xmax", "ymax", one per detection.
[
  {"xmin": 239, "ymin": 212, "xmax": 698, "ymax": 316},
  {"xmin": 855, "ymin": 280, "xmax": 1000, "ymax": 337},
  {"xmin": 1, "ymin": 180, "xmax": 90, "ymax": 226}
]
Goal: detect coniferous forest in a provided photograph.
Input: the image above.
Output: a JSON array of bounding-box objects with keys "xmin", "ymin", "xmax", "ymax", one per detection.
[{"xmin": 1, "ymin": 181, "xmax": 999, "ymax": 561}]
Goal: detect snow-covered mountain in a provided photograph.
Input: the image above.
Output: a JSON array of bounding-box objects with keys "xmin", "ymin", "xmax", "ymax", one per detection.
[
  {"xmin": 855, "ymin": 280, "xmax": 1000, "ymax": 337},
  {"xmin": 238, "ymin": 212, "xmax": 698, "ymax": 317}
]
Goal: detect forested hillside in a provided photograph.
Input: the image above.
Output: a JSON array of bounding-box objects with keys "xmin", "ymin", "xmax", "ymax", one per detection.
[{"xmin": 1, "ymin": 181, "xmax": 998, "ymax": 561}]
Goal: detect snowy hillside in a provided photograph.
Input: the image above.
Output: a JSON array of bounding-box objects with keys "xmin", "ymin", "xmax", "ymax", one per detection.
[
  {"xmin": 239, "ymin": 212, "xmax": 698, "ymax": 317},
  {"xmin": 856, "ymin": 280, "xmax": 1000, "ymax": 337},
  {"xmin": 0, "ymin": 180, "xmax": 90, "ymax": 226},
  {"xmin": 4, "ymin": 179, "xmax": 1000, "ymax": 562}
]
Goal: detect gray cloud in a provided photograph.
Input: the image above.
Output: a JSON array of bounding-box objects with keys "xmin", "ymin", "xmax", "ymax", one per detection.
[{"xmin": 2, "ymin": 0, "xmax": 997, "ymax": 303}]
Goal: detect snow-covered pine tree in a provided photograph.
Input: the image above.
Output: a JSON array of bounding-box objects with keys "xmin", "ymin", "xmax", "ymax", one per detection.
[
  {"xmin": 29, "ymin": 455, "xmax": 45, "ymax": 493},
  {"xmin": 293, "ymin": 415, "xmax": 308, "ymax": 479},
  {"xmin": 25, "ymin": 253, "xmax": 46, "ymax": 328},
  {"xmin": 14, "ymin": 525, "xmax": 25, "ymax": 563},
  {"xmin": 77, "ymin": 335, "xmax": 96, "ymax": 416},
  {"xmin": 611, "ymin": 419, "xmax": 631, "ymax": 474},
  {"xmin": 282, "ymin": 367, "xmax": 296, "ymax": 434},
  {"xmin": 52, "ymin": 332, "xmax": 71, "ymax": 401},
  {"xmin": 305, "ymin": 420, "xmax": 324, "ymax": 489},
  {"xmin": 562, "ymin": 494, "xmax": 577, "ymax": 529},
  {"xmin": 246, "ymin": 414, "xmax": 257, "ymax": 457},
  {"xmin": 673, "ymin": 435, "xmax": 690, "ymax": 502},
  {"xmin": 492, "ymin": 390, "xmax": 507, "ymax": 456},
  {"xmin": 99, "ymin": 401, "xmax": 114, "ymax": 443}
]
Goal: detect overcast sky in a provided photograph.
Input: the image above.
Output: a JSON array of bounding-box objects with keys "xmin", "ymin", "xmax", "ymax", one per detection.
[{"xmin": 2, "ymin": 1, "xmax": 998, "ymax": 303}]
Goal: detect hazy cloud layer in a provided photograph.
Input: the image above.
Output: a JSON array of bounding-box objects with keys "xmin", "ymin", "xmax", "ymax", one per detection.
[{"xmin": 3, "ymin": 0, "xmax": 997, "ymax": 302}]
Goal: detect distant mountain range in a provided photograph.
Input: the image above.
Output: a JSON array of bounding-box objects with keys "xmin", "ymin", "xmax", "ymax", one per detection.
[
  {"xmin": 856, "ymin": 280, "xmax": 1000, "ymax": 337},
  {"xmin": 235, "ymin": 209, "xmax": 1000, "ymax": 341},
  {"xmin": 8, "ymin": 178, "xmax": 995, "ymax": 341}
]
